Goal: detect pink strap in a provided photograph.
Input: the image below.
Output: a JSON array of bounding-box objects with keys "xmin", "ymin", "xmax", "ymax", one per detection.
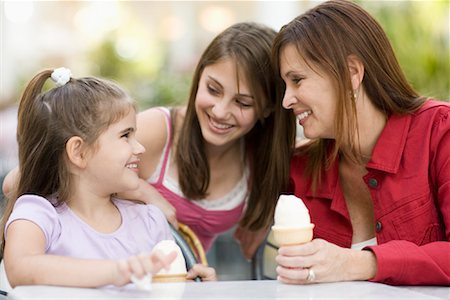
[{"xmin": 155, "ymin": 108, "xmax": 173, "ymax": 185}]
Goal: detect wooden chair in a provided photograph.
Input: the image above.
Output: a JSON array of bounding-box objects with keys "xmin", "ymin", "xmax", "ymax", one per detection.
[{"xmin": 169, "ymin": 222, "xmax": 208, "ymax": 281}]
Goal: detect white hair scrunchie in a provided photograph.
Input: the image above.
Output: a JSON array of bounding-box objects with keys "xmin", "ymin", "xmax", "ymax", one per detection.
[{"xmin": 51, "ymin": 67, "xmax": 72, "ymax": 87}]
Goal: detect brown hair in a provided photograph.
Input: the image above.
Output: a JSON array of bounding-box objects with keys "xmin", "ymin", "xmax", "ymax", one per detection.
[
  {"xmin": 176, "ymin": 22, "xmax": 296, "ymax": 230},
  {"xmin": 0, "ymin": 69, "xmax": 134, "ymax": 251},
  {"xmin": 272, "ymin": 0, "xmax": 426, "ymax": 189}
]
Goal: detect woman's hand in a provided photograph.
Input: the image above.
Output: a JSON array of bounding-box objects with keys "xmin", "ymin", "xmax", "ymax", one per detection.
[
  {"xmin": 118, "ymin": 179, "xmax": 178, "ymax": 228},
  {"xmin": 113, "ymin": 250, "xmax": 177, "ymax": 287},
  {"xmin": 186, "ymin": 264, "xmax": 217, "ymax": 281},
  {"xmin": 234, "ymin": 226, "xmax": 269, "ymax": 260},
  {"xmin": 276, "ymin": 238, "xmax": 377, "ymax": 284}
]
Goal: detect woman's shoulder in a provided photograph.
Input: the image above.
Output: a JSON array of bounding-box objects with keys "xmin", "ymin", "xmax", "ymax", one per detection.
[
  {"xmin": 415, "ymin": 99, "xmax": 450, "ymax": 115},
  {"xmin": 413, "ymin": 99, "xmax": 450, "ymax": 129}
]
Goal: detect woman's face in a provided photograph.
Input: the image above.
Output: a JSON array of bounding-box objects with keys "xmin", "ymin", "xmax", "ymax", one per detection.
[
  {"xmin": 279, "ymin": 44, "xmax": 337, "ymax": 139},
  {"xmin": 195, "ymin": 58, "xmax": 259, "ymax": 149}
]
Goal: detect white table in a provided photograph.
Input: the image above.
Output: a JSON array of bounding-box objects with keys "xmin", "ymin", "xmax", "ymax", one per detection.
[{"xmin": 8, "ymin": 280, "xmax": 450, "ymax": 300}]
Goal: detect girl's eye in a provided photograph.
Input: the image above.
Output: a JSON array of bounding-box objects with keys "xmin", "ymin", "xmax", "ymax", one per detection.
[
  {"xmin": 207, "ymin": 84, "xmax": 220, "ymax": 95},
  {"xmin": 121, "ymin": 132, "xmax": 130, "ymax": 139},
  {"xmin": 235, "ymin": 98, "xmax": 253, "ymax": 108}
]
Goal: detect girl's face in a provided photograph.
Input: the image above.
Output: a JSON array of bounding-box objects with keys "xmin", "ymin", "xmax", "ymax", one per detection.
[
  {"xmin": 84, "ymin": 108, "xmax": 145, "ymax": 196},
  {"xmin": 279, "ymin": 44, "xmax": 337, "ymax": 139},
  {"xmin": 195, "ymin": 58, "xmax": 259, "ymax": 149}
]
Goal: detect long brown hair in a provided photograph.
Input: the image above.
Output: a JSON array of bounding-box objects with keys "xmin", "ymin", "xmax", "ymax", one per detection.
[
  {"xmin": 272, "ymin": 0, "xmax": 426, "ymax": 189},
  {"xmin": 0, "ymin": 69, "xmax": 134, "ymax": 252},
  {"xmin": 176, "ymin": 22, "xmax": 296, "ymax": 230}
]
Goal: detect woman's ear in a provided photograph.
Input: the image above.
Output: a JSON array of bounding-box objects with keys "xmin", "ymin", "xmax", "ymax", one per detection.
[
  {"xmin": 347, "ymin": 54, "xmax": 364, "ymax": 90},
  {"xmin": 66, "ymin": 136, "xmax": 88, "ymax": 168}
]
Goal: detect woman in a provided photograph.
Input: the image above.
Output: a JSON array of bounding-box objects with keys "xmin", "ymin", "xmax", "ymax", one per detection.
[
  {"xmin": 127, "ymin": 22, "xmax": 296, "ymax": 257},
  {"xmin": 273, "ymin": 0, "xmax": 449, "ymax": 285}
]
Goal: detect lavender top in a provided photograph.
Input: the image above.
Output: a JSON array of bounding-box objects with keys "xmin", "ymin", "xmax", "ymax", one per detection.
[{"xmin": 5, "ymin": 194, "xmax": 173, "ymax": 259}]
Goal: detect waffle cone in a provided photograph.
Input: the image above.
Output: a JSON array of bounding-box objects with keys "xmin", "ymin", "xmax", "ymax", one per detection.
[{"xmin": 271, "ymin": 224, "xmax": 314, "ymax": 246}]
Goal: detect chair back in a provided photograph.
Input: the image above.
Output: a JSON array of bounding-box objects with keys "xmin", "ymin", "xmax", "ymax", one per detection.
[
  {"xmin": 169, "ymin": 223, "xmax": 208, "ymax": 282},
  {"xmin": 251, "ymin": 230, "xmax": 278, "ymax": 280}
]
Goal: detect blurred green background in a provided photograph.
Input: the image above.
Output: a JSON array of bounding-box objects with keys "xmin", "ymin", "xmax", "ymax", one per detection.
[{"xmin": 91, "ymin": 1, "xmax": 449, "ymax": 108}]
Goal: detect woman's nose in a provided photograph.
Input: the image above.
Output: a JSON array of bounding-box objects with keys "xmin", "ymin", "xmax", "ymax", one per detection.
[{"xmin": 282, "ymin": 88, "xmax": 297, "ymax": 109}]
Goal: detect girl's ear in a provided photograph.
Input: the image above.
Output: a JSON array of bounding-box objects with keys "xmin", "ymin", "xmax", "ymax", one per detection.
[
  {"xmin": 347, "ymin": 54, "xmax": 364, "ymax": 90},
  {"xmin": 66, "ymin": 136, "xmax": 88, "ymax": 168},
  {"xmin": 263, "ymin": 106, "xmax": 273, "ymax": 118}
]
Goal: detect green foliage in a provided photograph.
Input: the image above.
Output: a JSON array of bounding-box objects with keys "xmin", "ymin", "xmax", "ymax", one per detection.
[
  {"xmin": 89, "ymin": 2, "xmax": 449, "ymax": 108},
  {"xmin": 89, "ymin": 35, "xmax": 192, "ymax": 111},
  {"xmin": 362, "ymin": 1, "xmax": 449, "ymax": 101}
]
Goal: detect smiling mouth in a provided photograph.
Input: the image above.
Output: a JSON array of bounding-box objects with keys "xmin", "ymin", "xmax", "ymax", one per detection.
[
  {"xmin": 297, "ymin": 110, "xmax": 312, "ymax": 122},
  {"xmin": 208, "ymin": 115, "xmax": 233, "ymax": 130}
]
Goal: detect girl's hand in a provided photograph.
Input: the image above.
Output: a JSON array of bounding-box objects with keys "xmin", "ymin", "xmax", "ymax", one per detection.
[
  {"xmin": 275, "ymin": 238, "xmax": 377, "ymax": 284},
  {"xmin": 113, "ymin": 250, "xmax": 177, "ymax": 286},
  {"xmin": 186, "ymin": 264, "xmax": 217, "ymax": 281}
]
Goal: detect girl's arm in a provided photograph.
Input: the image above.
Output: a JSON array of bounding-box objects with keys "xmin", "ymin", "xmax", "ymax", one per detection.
[{"xmin": 4, "ymin": 220, "xmax": 176, "ymax": 288}]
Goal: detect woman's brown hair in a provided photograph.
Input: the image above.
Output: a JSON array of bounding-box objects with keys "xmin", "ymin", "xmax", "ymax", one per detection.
[
  {"xmin": 272, "ymin": 0, "xmax": 426, "ymax": 189},
  {"xmin": 176, "ymin": 22, "xmax": 296, "ymax": 230}
]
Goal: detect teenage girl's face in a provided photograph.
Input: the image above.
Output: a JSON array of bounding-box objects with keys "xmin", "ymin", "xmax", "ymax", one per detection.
[
  {"xmin": 195, "ymin": 58, "xmax": 259, "ymax": 149},
  {"xmin": 84, "ymin": 108, "xmax": 145, "ymax": 196},
  {"xmin": 279, "ymin": 44, "xmax": 337, "ymax": 139}
]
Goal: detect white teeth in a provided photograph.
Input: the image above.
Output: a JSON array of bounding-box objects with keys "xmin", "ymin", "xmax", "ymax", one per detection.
[
  {"xmin": 210, "ymin": 119, "xmax": 232, "ymax": 129},
  {"xmin": 126, "ymin": 163, "xmax": 138, "ymax": 169},
  {"xmin": 297, "ymin": 110, "xmax": 312, "ymax": 121}
]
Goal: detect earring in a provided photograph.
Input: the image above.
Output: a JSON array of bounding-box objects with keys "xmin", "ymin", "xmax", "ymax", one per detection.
[{"xmin": 353, "ymin": 88, "xmax": 359, "ymax": 102}]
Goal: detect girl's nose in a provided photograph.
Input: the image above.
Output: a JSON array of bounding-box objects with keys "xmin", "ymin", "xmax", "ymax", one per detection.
[
  {"xmin": 211, "ymin": 99, "xmax": 231, "ymax": 119},
  {"xmin": 133, "ymin": 139, "xmax": 145, "ymax": 155}
]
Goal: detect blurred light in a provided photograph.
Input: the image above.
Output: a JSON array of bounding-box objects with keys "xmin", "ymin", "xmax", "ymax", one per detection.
[
  {"xmin": 74, "ymin": 1, "xmax": 120, "ymax": 41},
  {"xmin": 115, "ymin": 36, "xmax": 140, "ymax": 60},
  {"xmin": 199, "ymin": 6, "xmax": 234, "ymax": 34},
  {"xmin": 160, "ymin": 16, "xmax": 185, "ymax": 42},
  {"xmin": 4, "ymin": 1, "xmax": 34, "ymax": 23}
]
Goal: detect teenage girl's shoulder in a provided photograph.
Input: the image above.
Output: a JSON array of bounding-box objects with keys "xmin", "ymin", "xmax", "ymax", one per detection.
[
  {"xmin": 137, "ymin": 107, "xmax": 174, "ymax": 178},
  {"xmin": 136, "ymin": 107, "xmax": 170, "ymax": 148}
]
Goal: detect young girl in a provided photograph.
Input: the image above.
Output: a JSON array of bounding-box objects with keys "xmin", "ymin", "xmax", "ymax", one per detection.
[
  {"xmin": 0, "ymin": 68, "xmax": 214, "ymax": 289},
  {"xmin": 123, "ymin": 22, "xmax": 296, "ymax": 258}
]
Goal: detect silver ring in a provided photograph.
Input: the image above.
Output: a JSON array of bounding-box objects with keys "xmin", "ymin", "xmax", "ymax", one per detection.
[{"xmin": 306, "ymin": 268, "xmax": 316, "ymax": 282}]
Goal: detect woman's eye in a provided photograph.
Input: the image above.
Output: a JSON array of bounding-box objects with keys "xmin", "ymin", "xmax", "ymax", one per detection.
[
  {"xmin": 292, "ymin": 77, "xmax": 303, "ymax": 85},
  {"xmin": 121, "ymin": 132, "xmax": 130, "ymax": 139}
]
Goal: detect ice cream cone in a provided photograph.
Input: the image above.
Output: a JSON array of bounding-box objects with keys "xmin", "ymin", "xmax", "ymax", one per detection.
[
  {"xmin": 152, "ymin": 273, "xmax": 187, "ymax": 283},
  {"xmin": 271, "ymin": 224, "xmax": 315, "ymax": 246}
]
